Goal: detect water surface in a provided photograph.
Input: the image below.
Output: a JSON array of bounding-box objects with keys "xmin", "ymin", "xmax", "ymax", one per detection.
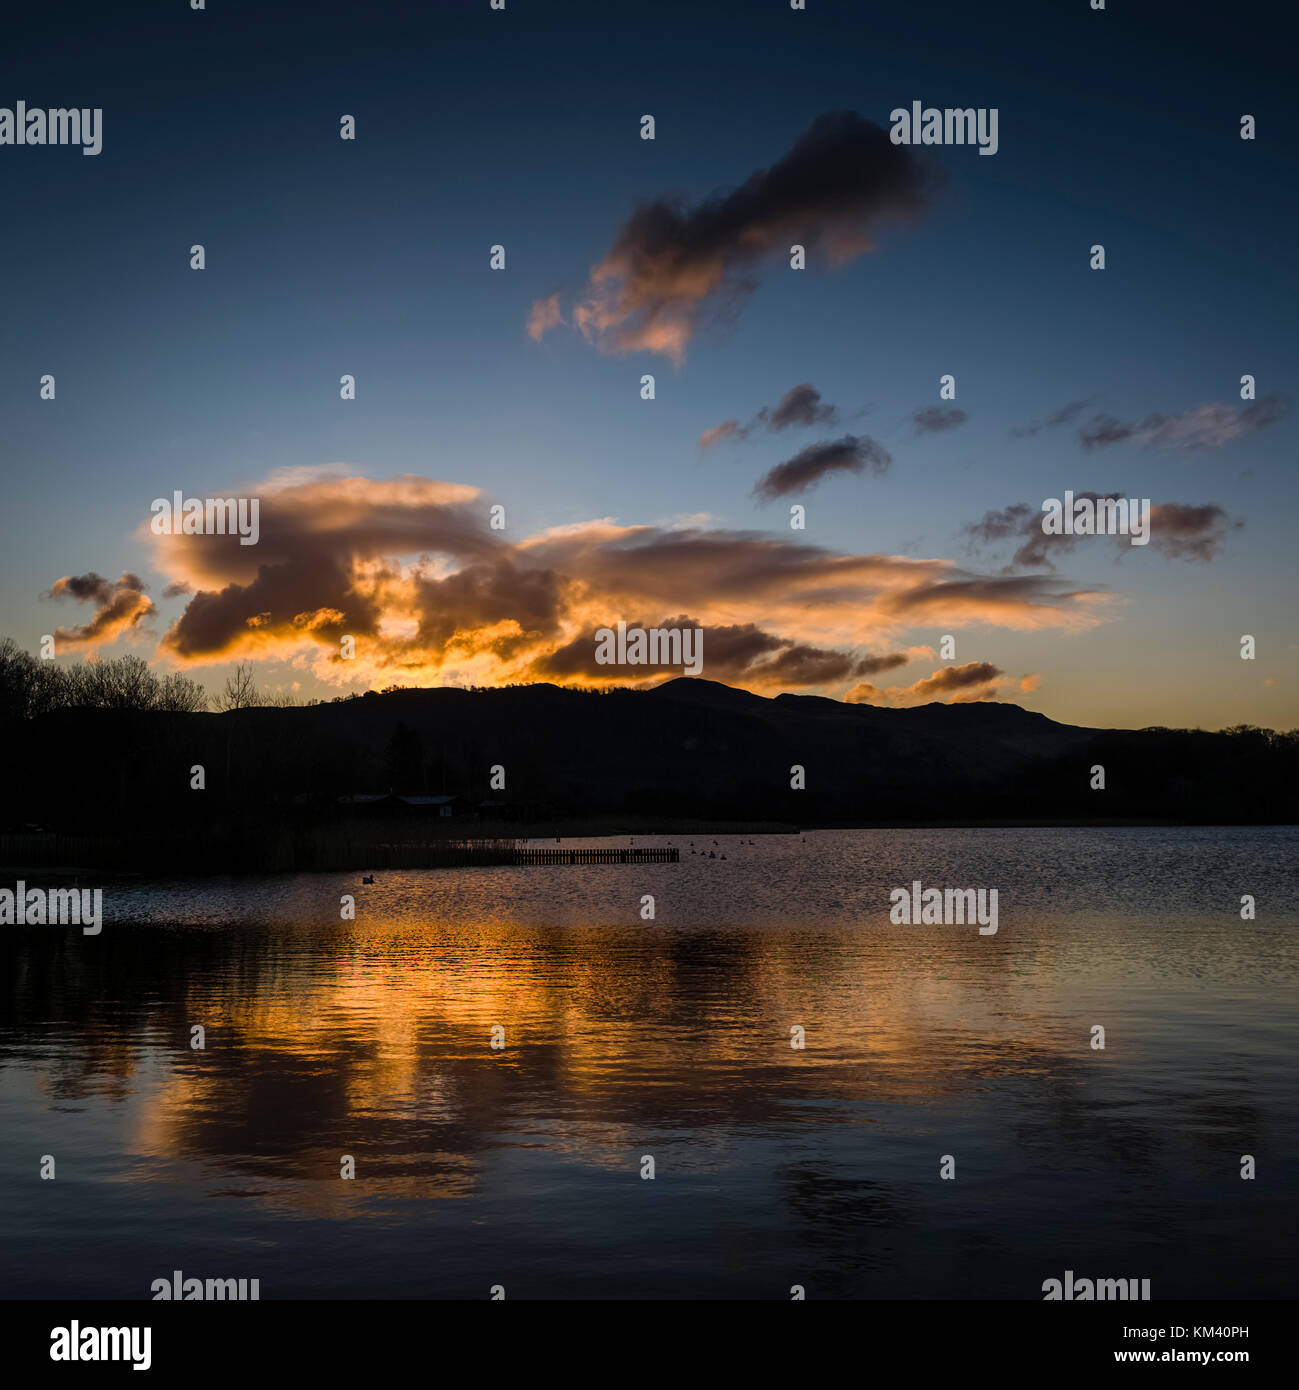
[{"xmin": 1, "ymin": 826, "xmax": 1295, "ymax": 1298}]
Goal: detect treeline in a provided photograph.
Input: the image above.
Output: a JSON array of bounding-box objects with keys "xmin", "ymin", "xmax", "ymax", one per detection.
[
  {"xmin": 1, "ymin": 640, "xmax": 1297, "ymax": 865},
  {"xmin": 0, "ymin": 641, "xmax": 629, "ymax": 722},
  {"xmin": 0, "ymin": 639, "xmax": 210, "ymax": 717},
  {"xmin": 0, "ymin": 639, "xmax": 321, "ymax": 716}
]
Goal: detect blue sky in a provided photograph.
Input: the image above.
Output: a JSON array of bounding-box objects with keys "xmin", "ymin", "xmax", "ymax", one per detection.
[{"xmin": 1, "ymin": 0, "xmax": 1295, "ymax": 728}]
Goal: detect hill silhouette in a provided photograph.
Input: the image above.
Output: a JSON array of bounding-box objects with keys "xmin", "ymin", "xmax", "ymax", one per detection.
[{"xmin": 2, "ymin": 662, "xmax": 1296, "ymax": 872}]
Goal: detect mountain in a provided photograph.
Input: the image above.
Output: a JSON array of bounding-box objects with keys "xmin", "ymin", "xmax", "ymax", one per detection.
[{"xmin": 4, "ymin": 679, "xmax": 1296, "ymax": 845}]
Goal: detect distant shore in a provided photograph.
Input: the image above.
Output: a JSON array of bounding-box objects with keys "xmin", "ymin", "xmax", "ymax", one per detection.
[{"xmin": 2, "ymin": 816, "xmax": 1294, "ymax": 876}]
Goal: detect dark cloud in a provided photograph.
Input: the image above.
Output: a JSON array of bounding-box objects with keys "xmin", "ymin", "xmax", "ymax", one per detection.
[
  {"xmin": 847, "ymin": 660, "xmax": 1004, "ymax": 706},
  {"xmin": 705, "ymin": 621, "xmax": 887, "ymax": 687},
  {"xmin": 916, "ymin": 661, "xmax": 1002, "ymax": 693},
  {"xmin": 1077, "ymin": 416, "xmax": 1145, "ymax": 450},
  {"xmin": 1047, "ymin": 400, "xmax": 1090, "ymax": 427},
  {"xmin": 854, "ymin": 651, "xmax": 911, "ymax": 677},
  {"xmin": 766, "ymin": 383, "xmax": 839, "ymax": 431},
  {"xmin": 1240, "ymin": 392, "xmax": 1290, "ymax": 430},
  {"xmin": 1012, "ymin": 399, "xmax": 1093, "ymax": 438},
  {"xmin": 967, "ymin": 495, "xmax": 1124, "ymax": 572},
  {"xmin": 154, "ymin": 476, "xmax": 500, "ymax": 661},
  {"xmin": 410, "ymin": 561, "xmax": 566, "ymax": 663},
  {"xmin": 701, "ymin": 383, "xmax": 839, "ymax": 448},
  {"xmin": 562, "ymin": 110, "xmax": 938, "ymax": 363},
  {"xmin": 753, "ymin": 434, "xmax": 891, "ymax": 501},
  {"xmin": 530, "ymin": 616, "xmax": 904, "ymax": 689},
  {"xmin": 965, "ymin": 503, "xmax": 1037, "ymax": 546},
  {"xmin": 912, "ymin": 405, "xmax": 968, "ymax": 434},
  {"xmin": 880, "ymin": 574, "xmax": 1106, "ymax": 627},
  {"xmin": 47, "ymin": 572, "xmax": 116, "ymax": 603},
  {"xmin": 1147, "ymin": 502, "xmax": 1243, "ymax": 561},
  {"xmin": 1078, "ymin": 393, "xmax": 1289, "ymax": 451},
  {"xmin": 44, "ymin": 572, "xmax": 155, "ymax": 649},
  {"xmin": 964, "ymin": 496, "xmax": 1241, "ymax": 571}
]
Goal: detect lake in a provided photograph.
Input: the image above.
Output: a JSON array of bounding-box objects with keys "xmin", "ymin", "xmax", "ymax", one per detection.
[{"xmin": 1, "ymin": 826, "xmax": 1295, "ymax": 1299}]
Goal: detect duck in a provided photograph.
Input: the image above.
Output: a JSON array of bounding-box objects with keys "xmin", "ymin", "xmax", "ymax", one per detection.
[{"xmin": 361, "ymin": 874, "xmax": 375, "ymax": 885}]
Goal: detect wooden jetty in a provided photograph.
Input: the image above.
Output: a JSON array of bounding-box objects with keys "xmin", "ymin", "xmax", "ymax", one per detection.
[{"xmin": 512, "ymin": 846, "xmax": 678, "ymax": 865}]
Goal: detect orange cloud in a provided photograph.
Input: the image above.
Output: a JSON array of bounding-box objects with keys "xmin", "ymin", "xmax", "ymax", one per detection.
[
  {"xmin": 848, "ymin": 661, "xmax": 1009, "ymax": 707},
  {"xmin": 526, "ymin": 293, "xmax": 564, "ymax": 341},
  {"xmin": 44, "ymin": 572, "xmax": 155, "ymax": 650},
  {"xmin": 107, "ymin": 472, "xmax": 1121, "ymax": 694},
  {"xmin": 543, "ymin": 111, "xmax": 936, "ymax": 364}
]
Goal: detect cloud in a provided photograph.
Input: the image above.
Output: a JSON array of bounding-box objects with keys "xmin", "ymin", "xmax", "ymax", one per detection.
[
  {"xmin": 257, "ymin": 462, "xmax": 354, "ymax": 490},
  {"xmin": 847, "ymin": 660, "xmax": 1004, "ymax": 706},
  {"xmin": 1047, "ymin": 400, "xmax": 1089, "ymax": 427},
  {"xmin": 1019, "ymin": 673, "xmax": 1041, "ymax": 692},
  {"xmin": 753, "ymin": 434, "xmax": 891, "ymax": 501},
  {"xmin": 766, "ymin": 382, "xmax": 839, "ymax": 431},
  {"xmin": 1146, "ymin": 502, "xmax": 1243, "ymax": 561},
  {"xmin": 116, "ymin": 472, "xmax": 1117, "ymax": 694},
  {"xmin": 147, "ymin": 475, "xmax": 500, "ymax": 666},
  {"xmin": 854, "ymin": 651, "xmax": 912, "ymax": 677},
  {"xmin": 878, "ymin": 575, "xmax": 1115, "ymax": 630},
  {"xmin": 549, "ymin": 110, "xmax": 936, "ymax": 364},
  {"xmin": 44, "ymin": 572, "xmax": 156, "ymax": 650},
  {"xmin": 530, "ymin": 618, "xmax": 906, "ymax": 689},
  {"xmin": 699, "ymin": 420, "xmax": 741, "ymax": 450},
  {"xmin": 700, "ymin": 383, "xmax": 839, "ymax": 449},
  {"xmin": 905, "ymin": 661, "xmax": 1003, "ymax": 699},
  {"xmin": 965, "ymin": 502, "xmax": 1037, "ymax": 546},
  {"xmin": 1078, "ymin": 393, "xmax": 1288, "ymax": 451},
  {"xmin": 912, "ymin": 405, "xmax": 968, "ymax": 434},
  {"xmin": 964, "ymin": 496, "xmax": 1242, "ymax": 571},
  {"xmin": 1011, "ymin": 398, "xmax": 1093, "ymax": 438},
  {"xmin": 526, "ymin": 293, "xmax": 564, "ymax": 341}
]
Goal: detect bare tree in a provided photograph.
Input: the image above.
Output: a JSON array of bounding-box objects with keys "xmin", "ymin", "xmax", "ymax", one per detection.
[
  {"xmin": 60, "ymin": 654, "xmax": 160, "ymax": 710},
  {"xmin": 158, "ymin": 671, "xmax": 209, "ymax": 713},
  {"xmin": 0, "ymin": 637, "xmax": 57, "ymax": 719},
  {"xmin": 101, "ymin": 655, "xmax": 161, "ymax": 709},
  {"xmin": 214, "ymin": 661, "xmax": 259, "ymax": 712},
  {"xmin": 63, "ymin": 659, "xmax": 111, "ymax": 708}
]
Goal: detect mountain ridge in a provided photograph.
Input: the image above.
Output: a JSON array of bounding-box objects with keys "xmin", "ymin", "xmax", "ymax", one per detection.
[{"xmin": 4, "ymin": 675, "xmax": 1294, "ymax": 836}]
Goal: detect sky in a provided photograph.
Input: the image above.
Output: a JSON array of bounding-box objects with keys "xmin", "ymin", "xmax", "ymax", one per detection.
[{"xmin": 1, "ymin": 0, "xmax": 1296, "ymax": 730}]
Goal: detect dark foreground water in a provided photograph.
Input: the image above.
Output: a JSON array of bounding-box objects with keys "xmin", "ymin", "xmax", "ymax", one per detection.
[{"xmin": 1, "ymin": 826, "xmax": 1296, "ymax": 1299}]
